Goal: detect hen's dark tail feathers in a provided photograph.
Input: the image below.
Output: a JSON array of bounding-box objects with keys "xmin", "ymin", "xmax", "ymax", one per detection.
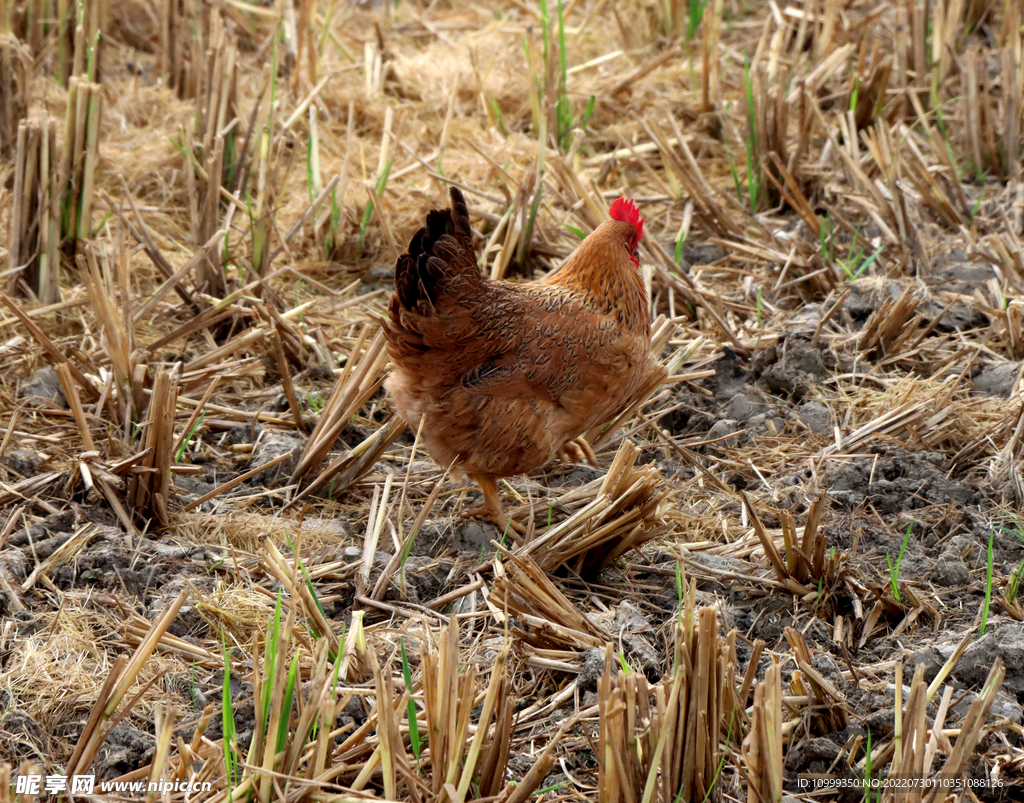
[{"xmin": 394, "ymin": 187, "xmax": 475, "ymax": 311}]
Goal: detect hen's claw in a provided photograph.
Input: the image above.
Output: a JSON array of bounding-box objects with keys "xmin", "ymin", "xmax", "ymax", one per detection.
[
  {"xmin": 559, "ymin": 436, "xmax": 598, "ymax": 467},
  {"xmin": 460, "ymin": 506, "xmax": 524, "ymax": 536},
  {"xmin": 463, "ymin": 476, "xmax": 525, "ymax": 535}
]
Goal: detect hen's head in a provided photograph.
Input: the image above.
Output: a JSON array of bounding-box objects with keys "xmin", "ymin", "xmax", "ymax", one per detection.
[{"xmin": 610, "ymin": 197, "xmax": 644, "ymax": 267}]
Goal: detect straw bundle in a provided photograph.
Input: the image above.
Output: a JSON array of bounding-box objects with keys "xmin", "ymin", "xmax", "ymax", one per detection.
[
  {"xmin": 598, "ymin": 601, "xmax": 741, "ymax": 803},
  {"xmin": 6, "ymin": 115, "xmax": 59, "ymax": 301},
  {"xmin": 0, "ymin": 32, "xmax": 26, "ymax": 159},
  {"xmin": 513, "ymin": 438, "xmax": 669, "ymax": 575}
]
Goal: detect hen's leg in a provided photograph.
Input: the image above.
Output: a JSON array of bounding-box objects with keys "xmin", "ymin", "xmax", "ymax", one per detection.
[
  {"xmin": 462, "ymin": 476, "xmax": 524, "ymax": 535},
  {"xmin": 559, "ymin": 436, "xmax": 598, "ymax": 467}
]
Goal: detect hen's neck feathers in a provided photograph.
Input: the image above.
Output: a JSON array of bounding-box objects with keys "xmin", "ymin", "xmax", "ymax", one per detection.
[{"xmin": 538, "ymin": 221, "xmax": 648, "ymax": 330}]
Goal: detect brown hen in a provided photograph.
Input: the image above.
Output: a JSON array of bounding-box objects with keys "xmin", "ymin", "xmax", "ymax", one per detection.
[{"xmin": 383, "ymin": 187, "xmax": 651, "ymax": 528}]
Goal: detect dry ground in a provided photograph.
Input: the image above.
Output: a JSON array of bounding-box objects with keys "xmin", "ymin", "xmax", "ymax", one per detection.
[{"xmin": 1, "ymin": 0, "xmax": 1024, "ymax": 800}]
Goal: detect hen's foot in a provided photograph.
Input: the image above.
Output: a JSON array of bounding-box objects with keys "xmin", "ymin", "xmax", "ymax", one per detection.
[
  {"xmin": 460, "ymin": 505, "xmax": 525, "ymax": 537},
  {"xmin": 462, "ymin": 476, "xmax": 525, "ymax": 536},
  {"xmin": 559, "ymin": 436, "xmax": 598, "ymax": 467}
]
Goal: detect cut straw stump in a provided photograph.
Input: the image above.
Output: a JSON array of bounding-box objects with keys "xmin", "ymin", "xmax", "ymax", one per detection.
[
  {"xmin": 598, "ymin": 600, "xmax": 741, "ymax": 803},
  {"xmin": 417, "ymin": 617, "xmax": 551, "ymax": 800},
  {"xmin": 6, "ymin": 75, "xmax": 104, "ymax": 300},
  {"xmin": 785, "ymin": 626, "xmax": 848, "ymax": 735},
  {"xmin": 741, "ymin": 658, "xmax": 784, "ymax": 803},
  {"xmin": 6, "ymin": 115, "xmax": 60, "ymax": 302},
  {"xmin": 0, "ymin": 33, "xmax": 26, "ymax": 160},
  {"xmin": 77, "ymin": 243, "xmax": 141, "ymax": 424},
  {"xmin": 129, "ymin": 368, "xmax": 179, "ymax": 528},
  {"xmin": 11, "ymin": 0, "xmax": 85, "ymax": 83},
  {"xmin": 62, "ymin": 81, "xmax": 103, "ymax": 256},
  {"xmin": 158, "ymin": 0, "xmax": 190, "ymax": 97},
  {"xmin": 192, "ymin": 8, "xmax": 238, "ymax": 272}
]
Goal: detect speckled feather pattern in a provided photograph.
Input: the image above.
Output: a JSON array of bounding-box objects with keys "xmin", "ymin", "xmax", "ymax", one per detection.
[{"xmin": 383, "ymin": 187, "xmax": 652, "ymax": 482}]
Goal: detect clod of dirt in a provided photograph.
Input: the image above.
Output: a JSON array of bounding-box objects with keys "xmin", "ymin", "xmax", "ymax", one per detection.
[
  {"xmin": 933, "ymin": 551, "xmax": 972, "ymax": 586},
  {"xmin": 784, "ymin": 736, "xmax": 841, "ymax": 771},
  {"xmin": 614, "ymin": 600, "xmax": 649, "ymax": 632},
  {"xmin": 624, "ymin": 636, "xmax": 661, "ymax": 679},
  {"xmin": 595, "ymin": 601, "xmax": 660, "ymax": 679},
  {"xmin": 733, "ymin": 597, "xmax": 798, "ymax": 646},
  {"xmin": 453, "ymin": 519, "xmax": 501, "ymax": 555},
  {"xmin": 174, "ymin": 472, "xmax": 216, "ymax": 497},
  {"xmin": 2, "ymin": 512, "xmax": 84, "ymax": 586},
  {"xmin": 727, "ymin": 392, "xmax": 769, "ymax": 422},
  {"xmin": 862, "ymin": 708, "xmax": 897, "ymax": 740},
  {"xmin": 958, "ymin": 623, "xmax": 1024, "ymax": 697},
  {"xmin": 712, "ymin": 348, "xmax": 749, "ymax": 400},
  {"xmin": 687, "ymin": 553, "xmax": 749, "ymax": 591},
  {"xmin": 221, "ymin": 422, "xmax": 263, "ymax": 445},
  {"xmin": 841, "ymin": 279, "xmax": 904, "ymax": 321},
  {"xmin": 93, "ymin": 723, "xmax": 154, "ymax": 781},
  {"xmin": 909, "ymin": 646, "xmax": 945, "ymax": 684},
  {"xmin": 408, "ymin": 519, "xmax": 454, "ymax": 557},
  {"xmin": 785, "ymin": 749, "xmax": 862, "ymax": 803},
  {"xmin": 659, "ymin": 388, "xmax": 717, "ymax": 436},
  {"xmin": 555, "ymin": 465, "xmax": 604, "ymax": 487},
  {"xmin": 787, "ymin": 302, "xmax": 824, "ymax": 333},
  {"xmin": 165, "ymin": 602, "xmax": 211, "ymax": 640},
  {"xmin": 577, "ymin": 647, "xmax": 606, "ymax": 692},
  {"xmin": 2, "ymin": 448, "xmax": 41, "ymax": 477},
  {"xmin": 368, "ymin": 265, "xmax": 395, "ymax": 282},
  {"xmin": 334, "ymin": 420, "xmax": 373, "ymax": 450},
  {"xmin": 0, "ymin": 706, "xmax": 57, "ymax": 764},
  {"xmin": 333, "ymin": 695, "xmax": 368, "ymax": 742},
  {"xmin": 825, "ymin": 446, "xmax": 977, "ymax": 513},
  {"xmin": 752, "ymin": 337, "xmax": 832, "ymax": 401},
  {"xmin": 200, "ymin": 672, "xmax": 255, "ymax": 747},
  {"xmin": 953, "ymin": 690, "xmax": 1023, "ymax": 732},
  {"xmin": 811, "ymin": 653, "xmax": 843, "ymax": 684},
  {"xmin": 706, "ymin": 419, "xmax": 739, "ymax": 443},
  {"xmin": 6, "ymin": 509, "xmax": 75, "ymax": 547},
  {"xmin": 746, "ymin": 412, "xmax": 786, "ymax": 437},
  {"xmin": 385, "ymin": 555, "xmax": 449, "ymax": 603},
  {"xmin": 43, "ymin": 528, "xmax": 214, "ymax": 604},
  {"xmin": 930, "ymin": 261, "xmax": 997, "ymax": 294},
  {"xmin": 680, "ymin": 241, "xmax": 727, "ymax": 266},
  {"xmin": 797, "ymin": 401, "xmax": 832, "ymax": 436},
  {"xmin": 839, "ymin": 278, "xmax": 937, "ymax": 323},
  {"xmin": 973, "ymin": 362, "xmax": 1021, "ymax": 397},
  {"xmin": 934, "ymin": 301, "xmax": 989, "ymax": 332},
  {"xmin": 250, "ymin": 429, "xmax": 305, "ymax": 487},
  {"xmin": 17, "ymin": 366, "xmax": 67, "ymax": 409},
  {"xmin": 541, "ymin": 771, "xmax": 570, "ymax": 791},
  {"xmin": 949, "ymin": 534, "xmax": 986, "ymax": 565}
]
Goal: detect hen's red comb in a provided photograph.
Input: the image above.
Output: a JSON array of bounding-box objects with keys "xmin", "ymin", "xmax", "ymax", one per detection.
[{"xmin": 610, "ymin": 197, "xmax": 644, "ymax": 241}]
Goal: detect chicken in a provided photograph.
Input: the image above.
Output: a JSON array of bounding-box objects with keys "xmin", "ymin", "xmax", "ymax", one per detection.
[{"xmin": 383, "ymin": 187, "xmax": 651, "ymax": 528}]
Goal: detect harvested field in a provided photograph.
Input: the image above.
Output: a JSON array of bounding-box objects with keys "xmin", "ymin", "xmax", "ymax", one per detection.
[{"xmin": 1, "ymin": 0, "xmax": 1024, "ymax": 800}]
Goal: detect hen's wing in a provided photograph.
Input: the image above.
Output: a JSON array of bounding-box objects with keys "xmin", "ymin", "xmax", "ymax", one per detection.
[{"xmin": 458, "ymin": 298, "xmax": 640, "ymax": 407}]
